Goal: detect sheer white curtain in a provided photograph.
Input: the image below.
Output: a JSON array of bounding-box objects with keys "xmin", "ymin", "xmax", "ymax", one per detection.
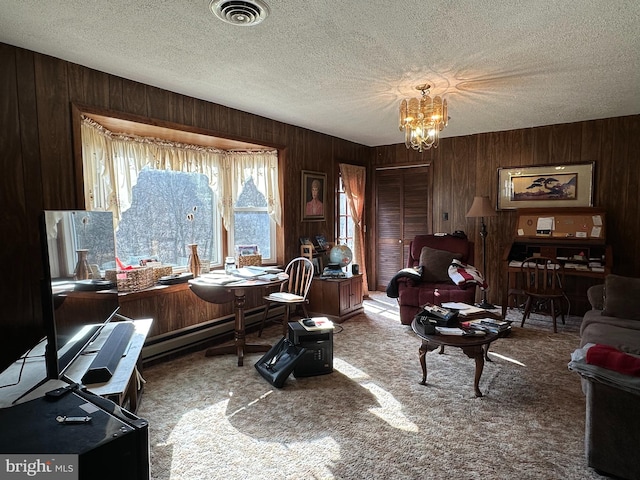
[
  {"xmin": 218, "ymin": 150, "xmax": 281, "ymax": 230},
  {"xmin": 81, "ymin": 117, "xmax": 280, "ymax": 229},
  {"xmin": 339, "ymin": 163, "xmax": 369, "ymax": 296}
]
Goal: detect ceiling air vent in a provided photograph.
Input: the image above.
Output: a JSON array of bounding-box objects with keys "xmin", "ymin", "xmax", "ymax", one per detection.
[{"xmin": 209, "ymin": 0, "xmax": 270, "ymax": 26}]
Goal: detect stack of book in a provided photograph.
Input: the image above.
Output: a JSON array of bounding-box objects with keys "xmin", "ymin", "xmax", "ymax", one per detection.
[
  {"xmin": 588, "ymin": 259, "xmax": 605, "ymax": 272},
  {"xmin": 460, "ymin": 318, "xmax": 512, "ymax": 334}
]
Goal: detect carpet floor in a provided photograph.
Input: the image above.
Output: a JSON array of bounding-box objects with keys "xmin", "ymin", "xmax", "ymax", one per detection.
[{"xmin": 137, "ymin": 293, "xmax": 604, "ymax": 480}]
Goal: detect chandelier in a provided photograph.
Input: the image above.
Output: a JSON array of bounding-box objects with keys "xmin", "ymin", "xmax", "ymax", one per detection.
[{"xmin": 398, "ymin": 84, "xmax": 448, "ymax": 152}]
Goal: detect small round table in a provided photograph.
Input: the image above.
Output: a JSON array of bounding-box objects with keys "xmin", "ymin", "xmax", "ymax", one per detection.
[
  {"xmin": 189, "ymin": 275, "xmax": 285, "ymax": 367},
  {"xmin": 411, "ymin": 318, "xmax": 499, "ymax": 397}
]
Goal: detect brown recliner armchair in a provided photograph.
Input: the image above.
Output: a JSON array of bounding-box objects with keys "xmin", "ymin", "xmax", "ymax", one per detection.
[{"xmin": 396, "ymin": 234, "xmax": 476, "ymax": 325}]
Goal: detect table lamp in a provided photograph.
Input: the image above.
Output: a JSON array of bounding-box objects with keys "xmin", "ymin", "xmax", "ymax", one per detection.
[{"xmin": 466, "ymin": 196, "xmax": 498, "ymax": 309}]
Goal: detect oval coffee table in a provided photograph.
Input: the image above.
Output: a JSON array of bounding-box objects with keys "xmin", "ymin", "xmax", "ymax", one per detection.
[{"xmin": 411, "ymin": 318, "xmax": 499, "ymax": 397}]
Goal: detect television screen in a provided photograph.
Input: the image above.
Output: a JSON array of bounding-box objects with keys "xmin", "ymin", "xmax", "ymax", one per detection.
[{"xmin": 40, "ymin": 210, "xmax": 120, "ymax": 380}]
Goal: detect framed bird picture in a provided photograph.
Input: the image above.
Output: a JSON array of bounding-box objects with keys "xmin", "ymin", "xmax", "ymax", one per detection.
[{"xmin": 497, "ymin": 162, "xmax": 594, "ymax": 210}]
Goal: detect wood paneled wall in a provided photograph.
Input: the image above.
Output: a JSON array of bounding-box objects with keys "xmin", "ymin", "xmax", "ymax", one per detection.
[
  {"xmin": 0, "ymin": 43, "xmax": 368, "ymax": 371},
  {"xmin": 370, "ymin": 116, "xmax": 640, "ymax": 312},
  {"xmin": 2, "ymin": 40, "xmax": 639, "ymax": 372}
]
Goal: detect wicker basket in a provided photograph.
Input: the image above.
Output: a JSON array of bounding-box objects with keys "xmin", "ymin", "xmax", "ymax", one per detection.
[
  {"xmin": 237, "ymin": 254, "xmax": 262, "ymax": 267},
  {"xmin": 105, "ymin": 266, "xmax": 155, "ymax": 292},
  {"xmin": 152, "ymin": 266, "xmax": 173, "ymax": 283}
]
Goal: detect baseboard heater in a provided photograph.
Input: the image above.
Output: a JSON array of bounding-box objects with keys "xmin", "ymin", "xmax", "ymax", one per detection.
[{"xmin": 141, "ymin": 305, "xmax": 285, "ymax": 363}]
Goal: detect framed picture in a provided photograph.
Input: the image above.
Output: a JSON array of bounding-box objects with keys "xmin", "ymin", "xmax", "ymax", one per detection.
[
  {"xmin": 497, "ymin": 162, "xmax": 594, "ymax": 210},
  {"xmin": 301, "ymin": 170, "xmax": 327, "ymax": 221},
  {"xmin": 315, "ymin": 235, "xmax": 328, "ymax": 251}
]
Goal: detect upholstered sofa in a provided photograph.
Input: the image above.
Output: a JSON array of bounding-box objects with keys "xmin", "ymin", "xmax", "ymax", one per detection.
[
  {"xmin": 574, "ymin": 274, "xmax": 640, "ymax": 480},
  {"xmin": 394, "ymin": 234, "xmax": 475, "ymax": 325}
]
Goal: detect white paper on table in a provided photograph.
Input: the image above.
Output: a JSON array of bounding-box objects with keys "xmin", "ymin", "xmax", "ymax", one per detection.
[
  {"xmin": 441, "ymin": 302, "xmax": 486, "ymax": 315},
  {"xmin": 592, "ymin": 215, "xmax": 603, "ymax": 226},
  {"xmin": 591, "ymin": 226, "xmax": 602, "ymax": 238},
  {"xmin": 435, "ymin": 327, "xmax": 466, "ymax": 336}
]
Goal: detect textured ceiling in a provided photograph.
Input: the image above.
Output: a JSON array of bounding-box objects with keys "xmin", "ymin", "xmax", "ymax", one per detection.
[{"xmin": 1, "ymin": 0, "xmax": 639, "ymax": 147}]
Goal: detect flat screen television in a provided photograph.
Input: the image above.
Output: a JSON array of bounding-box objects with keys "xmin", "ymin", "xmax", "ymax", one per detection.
[{"xmin": 40, "ymin": 210, "xmax": 120, "ymax": 381}]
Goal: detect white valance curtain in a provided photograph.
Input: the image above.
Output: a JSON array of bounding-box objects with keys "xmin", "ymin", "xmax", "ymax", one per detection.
[
  {"xmin": 81, "ymin": 117, "xmax": 280, "ymax": 229},
  {"xmin": 219, "ymin": 151, "xmax": 281, "ymax": 231}
]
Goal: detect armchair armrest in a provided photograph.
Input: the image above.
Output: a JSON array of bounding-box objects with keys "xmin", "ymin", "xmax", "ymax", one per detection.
[{"xmin": 587, "ymin": 284, "xmax": 605, "ymax": 310}]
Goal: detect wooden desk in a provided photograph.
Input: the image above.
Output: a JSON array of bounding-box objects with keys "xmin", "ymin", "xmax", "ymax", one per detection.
[
  {"xmin": 502, "ymin": 241, "xmax": 611, "ymax": 318},
  {"xmin": 502, "ymin": 207, "xmax": 611, "ymax": 318},
  {"xmin": 189, "ymin": 274, "xmax": 285, "ymax": 366}
]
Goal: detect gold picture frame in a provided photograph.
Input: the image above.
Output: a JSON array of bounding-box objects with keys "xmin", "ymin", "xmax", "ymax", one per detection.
[
  {"xmin": 301, "ymin": 170, "xmax": 327, "ymax": 221},
  {"xmin": 497, "ymin": 162, "xmax": 594, "ymax": 210}
]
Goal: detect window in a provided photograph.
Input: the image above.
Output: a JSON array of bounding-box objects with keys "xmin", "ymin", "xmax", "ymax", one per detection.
[
  {"xmin": 232, "ymin": 177, "xmax": 274, "ymax": 259},
  {"xmin": 116, "ymin": 168, "xmax": 219, "ymax": 267},
  {"xmin": 80, "ymin": 115, "xmax": 280, "ymax": 269},
  {"xmin": 337, "ymin": 175, "xmax": 355, "ymax": 252}
]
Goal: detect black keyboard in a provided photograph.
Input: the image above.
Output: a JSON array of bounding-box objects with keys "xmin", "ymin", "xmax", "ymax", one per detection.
[{"xmin": 81, "ymin": 322, "xmax": 135, "ymax": 384}]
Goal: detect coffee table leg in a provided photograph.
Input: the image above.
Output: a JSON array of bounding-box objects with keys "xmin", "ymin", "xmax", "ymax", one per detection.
[
  {"xmin": 462, "ymin": 346, "xmax": 485, "ymax": 397},
  {"xmin": 483, "ymin": 343, "xmax": 492, "ymax": 362},
  {"xmin": 419, "ymin": 340, "xmax": 428, "ymax": 385},
  {"xmin": 473, "ymin": 354, "xmax": 485, "ymax": 397}
]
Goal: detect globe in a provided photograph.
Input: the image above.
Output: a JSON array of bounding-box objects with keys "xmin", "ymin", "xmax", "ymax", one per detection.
[{"xmin": 329, "ymin": 245, "xmax": 353, "ymax": 268}]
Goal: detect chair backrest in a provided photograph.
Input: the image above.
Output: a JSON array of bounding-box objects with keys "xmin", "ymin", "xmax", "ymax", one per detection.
[
  {"xmin": 281, "ymin": 257, "xmax": 315, "ymax": 298},
  {"xmin": 407, "ymin": 234, "xmax": 474, "ymax": 268},
  {"xmin": 520, "ymin": 257, "xmax": 565, "ymax": 295}
]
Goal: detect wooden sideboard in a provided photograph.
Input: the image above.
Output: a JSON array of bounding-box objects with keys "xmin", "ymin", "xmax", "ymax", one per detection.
[
  {"xmin": 307, "ymin": 274, "xmax": 363, "ymax": 322},
  {"xmin": 56, "ymin": 282, "xmax": 271, "ymax": 342}
]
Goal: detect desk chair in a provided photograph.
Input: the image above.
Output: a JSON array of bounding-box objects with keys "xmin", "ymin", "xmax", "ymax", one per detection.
[
  {"xmin": 520, "ymin": 257, "xmax": 566, "ymax": 333},
  {"xmin": 258, "ymin": 257, "xmax": 315, "ymax": 337}
]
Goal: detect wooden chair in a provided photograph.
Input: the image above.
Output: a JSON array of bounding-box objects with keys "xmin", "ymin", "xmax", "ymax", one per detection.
[
  {"xmin": 258, "ymin": 257, "xmax": 315, "ymax": 337},
  {"xmin": 520, "ymin": 256, "xmax": 566, "ymax": 333}
]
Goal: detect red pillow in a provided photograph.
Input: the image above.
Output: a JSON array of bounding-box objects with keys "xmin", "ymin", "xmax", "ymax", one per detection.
[{"xmin": 586, "ymin": 344, "xmax": 640, "ymax": 376}]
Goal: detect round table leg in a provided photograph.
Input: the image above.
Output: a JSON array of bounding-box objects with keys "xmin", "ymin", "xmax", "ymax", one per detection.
[
  {"xmin": 234, "ymin": 292, "xmax": 246, "ymax": 366},
  {"xmin": 419, "ymin": 341, "xmax": 428, "ymax": 385},
  {"xmin": 461, "ymin": 345, "xmax": 485, "ymax": 397},
  {"xmin": 473, "ymin": 354, "xmax": 485, "ymax": 397}
]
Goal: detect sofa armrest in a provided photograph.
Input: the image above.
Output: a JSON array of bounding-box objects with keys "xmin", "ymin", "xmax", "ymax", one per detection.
[{"xmin": 587, "ymin": 284, "xmax": 605, "ymax": 310}]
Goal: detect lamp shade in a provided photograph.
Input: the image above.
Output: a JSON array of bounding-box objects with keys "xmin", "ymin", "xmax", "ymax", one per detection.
[{"xmin": 466, "ymin": 196, "xmax": 497, "ymax": 218}]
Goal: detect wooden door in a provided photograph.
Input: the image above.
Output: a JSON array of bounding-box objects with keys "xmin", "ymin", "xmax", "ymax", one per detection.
[{"xmin": 374, "ymin": 166, "xmax": 431, "ymax": 290}]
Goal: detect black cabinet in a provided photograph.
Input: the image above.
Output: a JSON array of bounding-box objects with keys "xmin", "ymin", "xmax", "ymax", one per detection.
[{"xmin": 0, "ymin": 389, "xmax": 149, "ymax": 479}]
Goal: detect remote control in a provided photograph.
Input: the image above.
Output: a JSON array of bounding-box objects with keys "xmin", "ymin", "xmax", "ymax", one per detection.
[{"xmin": 45, "ymin": 383, "xmax": 79, "ymax": 399}]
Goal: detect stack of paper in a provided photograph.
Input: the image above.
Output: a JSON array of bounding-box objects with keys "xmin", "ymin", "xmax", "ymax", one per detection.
[
  {"xmin": 441, "ymin": 302, "xmax": 485, "ymax": 315},
  {"xmin": 233, "ymin": 267, "xmax": 263, "ymax": 278},
  {"xmin": 299, "ymin": 317, "xmax": 334, "ymax": 331},
  {"xmin": 268, "ymin": 292, "xmax": 304, "ymax": 301},
  {"xmin": 435, "ymin": 327, "xmax": 466, "ymax": 336},
  {"xmin": 198, "ymin": 275, "xmax": 242, "ymax": 285}
]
